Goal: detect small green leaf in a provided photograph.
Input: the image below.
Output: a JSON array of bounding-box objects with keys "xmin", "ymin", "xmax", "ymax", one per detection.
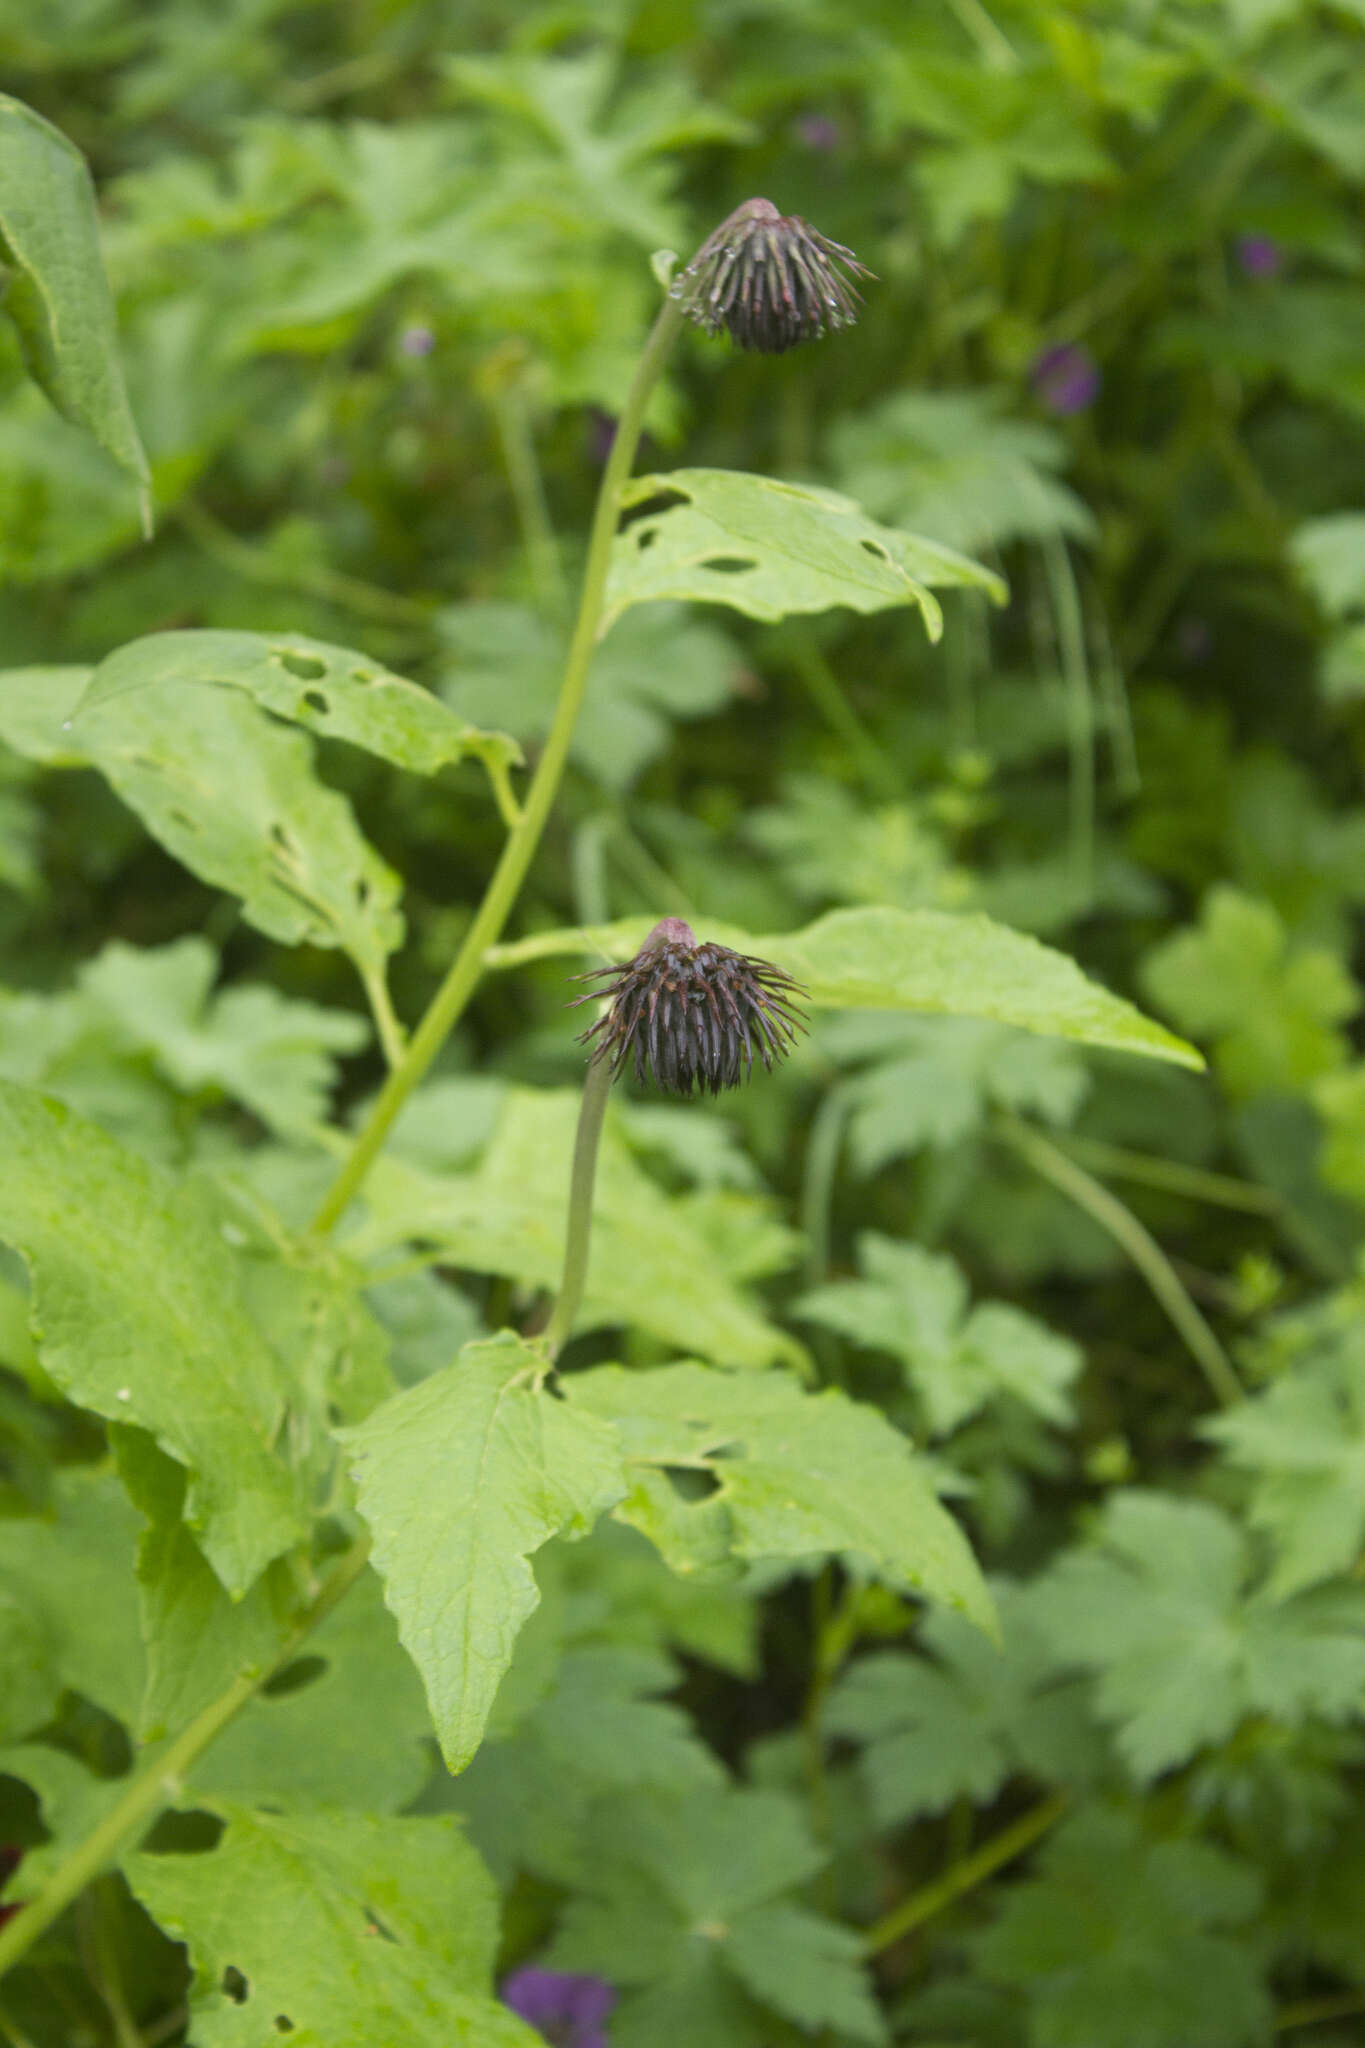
[
  {"xmin": 342, "ymin": 1331, "xmax": 625, "ymax": 1769},
  {"xmin": 1142, "ymin": 886, "xmax": 1357, "ymax": 1098},
  {"xmin": 0, "ymin": 96, "xmax": 151, "ymax": 526},
  {"xmin": 69, "ymin": 666, "xmax": 403, "ymax": 982},
  {"xmin": 126, "ymin": 1806, "xmax": 537, "ymax": 2048},
  {"xmin": 562, "ymin": 1361, "xmax": 994, "ymax": 1635},
  {"xmin": 1028, "ymin": 1491, "xmax": 1365, "ymax": 1779},
  {"xmin": 0, "ymin": 665, "xmax": 93, "ymax": 764},
  {"xmin": 1291, "ymin": 512, "xmax": 1365, "ymax": 618},
  {"xmin": 79, "ymin": 628, "xmax": 521, "ymax": 779},
  {"xmin": 605, "ymin": 469, "xmax": 1006, "ymax": 636},
  {"xmin": 492, "ymin": 907, "xmax": 1202, "ymax": 1069},
  {"xmin": 973, "ymin": 1804, "xmax": 1270, "ymax": 2048},
  {"xmin": 0, "ymin": 1082, "xmax": 307, "ymax": 1594},
  {"xmin": 549, "ymin": 1785, "xmax": 885, "ymax": 2047},
  {"xmin": 796, "ymin": 1234, "xmax": 1083, "ymax": 1436}
]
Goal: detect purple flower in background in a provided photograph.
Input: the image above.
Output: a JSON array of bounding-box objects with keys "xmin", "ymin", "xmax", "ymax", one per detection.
[
  {"xmin": 502, "ymin": 1967, "xmax": 615, "ymax": 2048},
  {"xmin": 793, "ymin": 112, "xmax": 843, "ymax": 152},
  {"xmin": 1235, "ymin": 233, "xmax": 1282, "ymax": 280},
  {"xmin": 1030, "ymin": 343, "xmax": 1101, "ymax": 415},
  {"xmin": 399, "ymin": 324, "xmax": 436, "ymax": 357}
]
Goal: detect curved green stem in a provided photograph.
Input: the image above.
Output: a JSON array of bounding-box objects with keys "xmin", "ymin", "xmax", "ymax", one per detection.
[
  {"xmin": 861, "ymin": 1790, "xmax": 1068, "ymax": 1956},
  {"xmin": 0, "ymin": 1535, "xmax": 373, "ymax": 1986},
  {"xmin": 309, "ymin": 293, "xmax": 685, "ymax": 1237},
  {"xmin": 995, "ymin": 1115, "xmax": 1243, "ymax": 1408},
  {"xmin": 544, "ymin": 1052, "xmax": 614, "ymax": 1358}
]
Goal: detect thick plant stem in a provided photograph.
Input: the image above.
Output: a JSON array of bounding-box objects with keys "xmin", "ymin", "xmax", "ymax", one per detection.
[
  {"xmin": 861, "ymin": 1791, "xmax": 1068, "ymax": 1956},
  {"xmin": 0, "ymin": 1534, "xmax": 373, "ymax": 1986},
  {"xmin": 309, "ymin": 293, "xmax": 685, "ymax": 1238},
  {"xmin": 996, "ymin": 1114, "xmax": 1243, "ymax": 1408},
  {"xmin": 544, "ymin": 1052, "xmax": 614, "ymax": 1358}
]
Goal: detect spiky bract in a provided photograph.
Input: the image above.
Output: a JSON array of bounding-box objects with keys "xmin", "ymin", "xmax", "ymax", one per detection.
[{"xmin": 671, "ymin": 198, "xmax": 871, "ymax": 355}]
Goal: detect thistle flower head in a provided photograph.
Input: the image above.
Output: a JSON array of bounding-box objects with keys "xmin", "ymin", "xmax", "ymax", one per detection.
[
  {"xmin": 571, "ymin": 917, "xmax": 808, "ymax": 1096},
  {"xmin": 671, "ymin": 197, "xmax": 872, "ymax": 355}
]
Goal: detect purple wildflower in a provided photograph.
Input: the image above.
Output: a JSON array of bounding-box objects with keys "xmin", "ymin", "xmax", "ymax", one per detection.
[
  {"xmin": 793, "ymin": 113, "xmax": 843, "ymax": 152},
  {"xmin": 1030, "ymin": 343, "xmax": 1100, "ymax": 416},
  {"xmin": 502, "ymin": 1967, "xmax": 615, "ymax": 2048},
  {"xmin": 1235, "ymin": 233, "xmax": 1281, "ymax": 280},
  {"xmin": 399, "ymin": 324, "xmax": 436, "ymax": 357}
]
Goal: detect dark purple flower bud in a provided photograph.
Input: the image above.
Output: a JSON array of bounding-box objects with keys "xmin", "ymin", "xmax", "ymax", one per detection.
[
  {"xmin": 671, "ymin": 197, "xmax": 872, "ymax": 355},
  {"xmin": 399, "ymin": 324, "xmax": 436, "ymax": 357},
  {"xmin": 502, "ymin": 1967, "xmax": 615, "ymax": 2048},
  {"xmin": 571, "ymin": 917, "xmax": 808, "ymax": 1097},
  {"xmin": 793, "ymin": 112, "xmax": 843, "ymax": 152},
  {"xmin": 1235, "ymin": 233, "xmax": 1281, "ymax": 280},
  {"xmin": 1030, "ymin": 343, "xmax": 1101, "ymax": 415}
]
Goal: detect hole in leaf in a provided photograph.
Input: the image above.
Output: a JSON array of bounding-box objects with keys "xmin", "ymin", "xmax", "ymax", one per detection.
[
  {"xmin": 699, "ymin": 556, "xmax": 755, "ymax": 576},
  {"xmin": 354, "ymin": 877, "xmax": 371, "ymax": 907},
  {"xmin": 222, "ymin": 1967, "xmax": 249, "ymax": 2004},
  {"xmin": 635, "ymin": 528, "xmax": 658, "ymax": 551},
  {"xmin": 662, "ymin": 1464, "xmax": 720, "ymax": 1501},
  {"xmin": 278, "ymin": 651, "xmax": 326, "ymax": 683},
  {"xmin": 261, "ymin": 1655, "xmax": 328, "ymax": 1700},
  {"xmin": 274, "ymin": 2018, "xmax": 294, "ymax": 2034},
  {"xmin": 302, "ymin": 690, "xmax": 330, "ymax": 715},
  {"xmin": 859, "ymin": 538, "xmax": 890, "ymax": 562},
  {"xmin": 141, "ymin": 1808, "xmax": 224, "ymax": 1854},
  {"xmin": 269, "ymin": 823, "xmax": 295, "ymax": 853}
]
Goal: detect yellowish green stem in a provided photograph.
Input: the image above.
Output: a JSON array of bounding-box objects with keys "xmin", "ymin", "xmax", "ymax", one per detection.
[
  {"xmin": 544, "ymin": 1052, "xmax": 614, "ymax": 1357},
  {"xmin": 309, "ymin": 293, "xmax": 685, "ymax": 1237},
  {"xmin": 0, "ymin": 1535, "xmax": 373, "ymax": 1986},
  {"xmin": 861, "ymin": 1791, "xmax": 1068, "ymax": 1956}
]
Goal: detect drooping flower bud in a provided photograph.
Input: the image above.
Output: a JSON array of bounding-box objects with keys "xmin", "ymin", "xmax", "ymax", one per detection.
[
  {"xmin": 671, "ymin": 198, "xmax": 872, "ymax": 355},
  {"xmin": 571, "ymin": 917, "xmax": 808, "ymax": 1096}
]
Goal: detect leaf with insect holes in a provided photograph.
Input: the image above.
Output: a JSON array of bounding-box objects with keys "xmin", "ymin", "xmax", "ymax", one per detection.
[
  {"xmin": 126, "ymin": 1806, "xmax": 538, "ymax": 2048},
  {"xmin": 604, "ymin": 469, "xmax": 1005, "ymax": 636},
  {"xmin": 69, "ymin": 663, "xmax": 403, "ymax": 982},
  {"xmin": 77, "ymin": 628, "xmax": 521, "ymax": 779},
  {"xmin": 0, "ymin": 95, "xmax": 151, "ymax": 524}
]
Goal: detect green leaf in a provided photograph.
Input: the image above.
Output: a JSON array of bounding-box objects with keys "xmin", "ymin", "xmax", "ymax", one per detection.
[
  {"xmin": 0, "ymin": 1465, "xmax": 143, "ymax": 1729},
  {"xmin": 0, "ymin": 1082, "xmax": 307, "ymax": 1594},
  {"xmin": 796, "ymin": 1234, "xmax": 1083, "ymax": 1436},
  {"xmin": 973, "ymin": 1804, "xmax": 1270, "ymax": 2048},
  {"xmin": 192, "ymin": 1574, "xmax": 435, "ymax": 1813},
  {"xmin": 826, "ymin": 1590, "xmax": 1102, "ymax": 1825},
  {"xmin": 0, "ymin": 1742, "xmax": 129, "ymax": 1898},
  {"xmin": 824, "ymin": 1013, "xmax": 1090, "ymax": 1173},
  {"xmin": 1141, "ymin": 887, "xmax": 1357, "ymax": 1098},
  {"xmin": 78, "ymin": 629, "xmax": 521, "ymax": 780},
  {"xmin": 1292, "ymin": 513, "xmax": 1365, "ymax": 620},
  {"xmin": 126, "ymin": 1806, "xmax": 537, "ymax": 2048},
  {"xmin": 350, "ymin": 1087, "xmax": 805, "ymax": 1372},
  {"xmin": 1204, "ymin": 1293, "xmax": 1365, "ymax": 1598},
  {"xmin": 0, "ymin": 95, "xmax": 151, "ymax": 525},
  {"xmin": 549, "ymin": 1784, "xmax": 886, "ymax": 2047},
  {"xmin": 604, "ymin": 469, "xmax": 1006, "ymax": 637},
  {"xmin": 0, "ymin": 664, "xmax": 93, "ymax": 764},
  {"xmin": 68, "ymin": 670, "xmax": 403, "ymax": 984},
  {"xmin": 437, "ymin": 600, "xmax": 736, "ymax": 791},
  {"xmin": 114, "ymin": 1427, "xmax": 293, "ymax": 1742},
  {"xmin": 492, "ymin": 907, "xmax": 1202, "ymax": 1069},
  {"xmin": 77, "ymin": 936, "xmax": 368, "ymax": 1135},
  {"xmin": 828, "ymin": 389, "xmax": 1096, "ymax": 554},
  {"xmin": 562, "ymin": 1361, "xmax": 995, "ymax": 1635},
  {"xmin": 342, "ymin": 1331, "xmax": 625, "ymax": 1769},
  {"xmin": 1028, "ymin": 1491, "xmax": 1365, "ymax": 1779}
]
